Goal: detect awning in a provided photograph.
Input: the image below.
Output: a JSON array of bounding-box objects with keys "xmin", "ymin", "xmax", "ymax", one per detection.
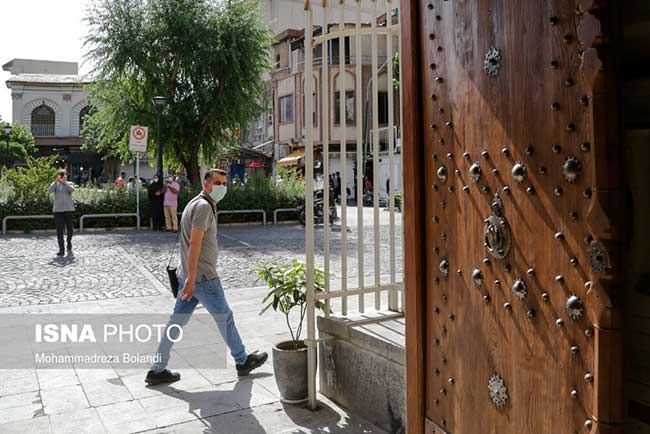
[{"xmin": 276, "ymin": 148, "xmax": 305, "ymax": 166}]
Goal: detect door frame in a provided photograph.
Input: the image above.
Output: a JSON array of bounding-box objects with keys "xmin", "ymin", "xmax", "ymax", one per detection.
[
  {"xmin": 399, "ymin": 0, "xmax": 426, "ymax": 433},
  {"xmin": 399, "ymin": 1, "xmax": 626, "ymax": 433}
]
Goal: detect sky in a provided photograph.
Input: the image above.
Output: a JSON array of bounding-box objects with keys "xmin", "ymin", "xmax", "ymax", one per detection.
[{"xmin": 0, "ymin": 0, "xmax": 90, "ymax": 123}]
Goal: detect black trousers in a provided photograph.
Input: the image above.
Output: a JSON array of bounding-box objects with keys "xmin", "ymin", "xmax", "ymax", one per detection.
[{"xmin": 54, "ymin": 212, "xmax": 74, "ymax": 251}]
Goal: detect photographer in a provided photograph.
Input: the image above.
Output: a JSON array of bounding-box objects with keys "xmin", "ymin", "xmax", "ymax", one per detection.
[{"xmin": 48, "ymin": 169, "xmax": 75, "ymax": 256}]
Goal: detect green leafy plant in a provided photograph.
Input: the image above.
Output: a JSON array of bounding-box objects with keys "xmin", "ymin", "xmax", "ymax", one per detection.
[
  {"xmin": 255, "ymin": 259, "xmax": 328, "ymax": 348},
  {"xmin": 4, "ymin": 156, "xmax": 58, "ymax": 200}
]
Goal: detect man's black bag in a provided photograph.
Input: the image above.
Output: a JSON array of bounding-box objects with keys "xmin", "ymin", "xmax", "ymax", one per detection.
[{"xmin": 166, "ymin": 195, "xmax": 215, "ymax": 298}]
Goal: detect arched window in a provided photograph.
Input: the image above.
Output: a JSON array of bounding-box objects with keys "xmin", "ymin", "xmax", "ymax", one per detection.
[
  {"xmin": 79, "ymin": 106, "xmax": 91, "ymax": 135},
  {"xmin": 31, "ymin": 104, "xmax": 55, "ymax": 136}
]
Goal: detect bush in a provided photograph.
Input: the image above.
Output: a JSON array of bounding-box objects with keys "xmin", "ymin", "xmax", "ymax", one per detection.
[{"xmin": 0, "ymin": 170, "xmax": 305, "ymax": 231}]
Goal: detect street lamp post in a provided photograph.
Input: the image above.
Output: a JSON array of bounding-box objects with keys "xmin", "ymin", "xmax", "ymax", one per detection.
[
  {"xmin": 152, "ymin": 96, "xmax": 168, "ymax": 178},
  {"xmin": 2, "ymin": 123, "xmax": 12, "ymax": 176}
]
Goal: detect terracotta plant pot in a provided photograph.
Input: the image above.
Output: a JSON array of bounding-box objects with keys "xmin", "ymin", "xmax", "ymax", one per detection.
[{"xmin": 272, "ymin": 340, "xmax": 310, "ymax": 404}]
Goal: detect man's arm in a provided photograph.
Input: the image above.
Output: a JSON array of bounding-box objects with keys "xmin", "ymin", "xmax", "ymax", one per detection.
[
  {"xmin": 64, "ymin": 181, "xmax": 75, "ymax": 193},
  {"xmin": 179, "ymin": 227, "xmax": 205, "ymax": 300},
  {"xmin": 48, "ymin": 182, "xmax": 57, "ymax": 192}
]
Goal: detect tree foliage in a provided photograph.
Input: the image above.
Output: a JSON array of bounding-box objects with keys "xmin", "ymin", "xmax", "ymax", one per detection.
[
  {"xmin": 0, "ymin": 119, "xmax": 36, "ymax": 166},
  {"xmin": 82, "ymin": 0, "xmax": 273, "ymax": 182},
  {"xmin": 3, "ymin": 156, "xmax": 58, "ymax": 200}
]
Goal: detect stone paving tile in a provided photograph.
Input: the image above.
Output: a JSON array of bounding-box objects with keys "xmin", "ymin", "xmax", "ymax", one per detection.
[
  {"xmin": 80, "ymin": 377, "xmax": 134, "ymax": 407},
  {"xmin": 48, "ymin": 407, "xmax": 108, "ymax": 434},
  {"xmin": 95, "ymin": 400, "xmax": 157, "ymax": 434},
  {"xmin": 40, "ymin": 384, "xmax": 89, "ymax": 415},
  {"xmin": 0, "ymin": 369, "xmax": 40, "ymax": 396},
  {"xmin": 37, "ymin": 368, "xmax": 79, "ymax": 390},
  {"xmin": 0, "ymin": 390, "xmax": 43, "ymax": 424},
  {"xmin": 0, "ymin": 414, "xmax": 52, "ymax": 434}
]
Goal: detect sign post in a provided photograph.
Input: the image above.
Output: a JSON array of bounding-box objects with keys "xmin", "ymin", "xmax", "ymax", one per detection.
[{"xmin": 129, "ymin": 126, "xmax": 148, "ymax": 230}]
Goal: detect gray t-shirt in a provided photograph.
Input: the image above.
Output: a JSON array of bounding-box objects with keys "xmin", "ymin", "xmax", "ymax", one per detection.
[
  {"xmin": 48, "ymin": 181, "xmax": 75, "ymax": 212},
  {"xmin": 177, "ymin": 193, "xmax": 218, "ymax": 281}
]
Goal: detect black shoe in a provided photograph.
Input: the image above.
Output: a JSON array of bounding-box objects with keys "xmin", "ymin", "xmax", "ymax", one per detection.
[
  {"xmin": 145, "ymin": 369, "xmax": 181, "ymax": 385},
  {"xmin": 67, "ymin": 243, "xmax": 72, "ymax": 251},
  {"xmin": 56, "ymin": 250, "xmax": 65, "ymax": 256},
  {"xmin": 236, "ymin": 351, "xmax": 268, "ymax": 376}
]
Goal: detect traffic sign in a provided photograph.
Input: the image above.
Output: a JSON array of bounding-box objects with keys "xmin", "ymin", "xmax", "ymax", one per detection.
[{"xmin": 129, "ymin": 126, "xmax": 148, "ymax": 153}]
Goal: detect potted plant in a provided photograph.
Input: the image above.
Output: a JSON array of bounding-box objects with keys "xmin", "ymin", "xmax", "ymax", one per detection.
[{"xmin": 254, "ymin": 258, "xmax": 328, "ymax": 404}]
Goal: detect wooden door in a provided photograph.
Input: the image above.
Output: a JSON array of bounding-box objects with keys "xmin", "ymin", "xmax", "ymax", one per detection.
[{"xmin": 401, "ymin": 1, "xmax": 626, "ymax": 433}]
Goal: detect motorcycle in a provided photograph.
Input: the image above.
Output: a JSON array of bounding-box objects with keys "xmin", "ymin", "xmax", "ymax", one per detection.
[{"xmin": 297, "ymin": 176, "xmax": 337, "ymax": 226}]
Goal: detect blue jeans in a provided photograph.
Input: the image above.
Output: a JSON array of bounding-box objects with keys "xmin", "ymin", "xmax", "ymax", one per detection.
[{"xmin": 151, "ymin": 275, "xmax": 248, "ymax": 372}]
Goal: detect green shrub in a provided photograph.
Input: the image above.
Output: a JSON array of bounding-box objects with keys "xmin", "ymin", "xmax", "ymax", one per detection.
[{"xmin": 0, "ymin": 171, "xmax": 304, "ymax": 231}]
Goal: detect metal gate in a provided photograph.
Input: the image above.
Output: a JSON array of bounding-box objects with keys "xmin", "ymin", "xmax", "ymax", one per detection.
[{"xmin": 302, "ymin": 0, "xmax": 403, "ymax": 410}]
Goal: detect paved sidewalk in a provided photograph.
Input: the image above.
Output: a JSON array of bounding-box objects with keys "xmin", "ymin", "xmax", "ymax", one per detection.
[{"xmin": 0, "ymin": 292, "xmax": 388, "ymax": 434}]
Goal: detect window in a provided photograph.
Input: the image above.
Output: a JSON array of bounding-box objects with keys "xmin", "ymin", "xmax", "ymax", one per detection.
[
  {"xmin": 378, "ymin": 92, "xmax": 389, "ymax": 125},
  {"xmin": 302, "ymin": 93, "xmax": 318, "ymax": 126},
  {"xmin": 31, "ymin": 104, "xmax": 55, "ymax": 136},
  {"xmin": 334, "ymin": 91, "xmax": 355, "ymax": 124},
  {"xmin": 79, "ymin": 106, "xmax": 91, "ymax": 136},
  {"xmin": 279, "ymin": 95, "xmax": 293, "ymax": 123},
  {"xmin": 329, "ymin": 37, "xmax": 351, "ymax": 64}
]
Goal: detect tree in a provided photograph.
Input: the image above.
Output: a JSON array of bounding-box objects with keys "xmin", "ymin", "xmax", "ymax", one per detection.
[
  {"xmin": 0, "ymin": 119, "xmax": 36, "ymax": 169},
  {"xmin": 83, "ymin": 0, "xmax": 273, "ymax": 183}
]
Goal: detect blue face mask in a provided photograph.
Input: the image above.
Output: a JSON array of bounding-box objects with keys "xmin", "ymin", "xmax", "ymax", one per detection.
[{"xmin": 210, "ymin": 185, "xmax": 227, "ymax": 202}]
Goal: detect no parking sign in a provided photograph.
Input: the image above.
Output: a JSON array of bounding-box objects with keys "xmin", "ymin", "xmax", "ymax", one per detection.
[{"xmin": 129, "ymin": 126, "xmax": 148, "ymax": 153}]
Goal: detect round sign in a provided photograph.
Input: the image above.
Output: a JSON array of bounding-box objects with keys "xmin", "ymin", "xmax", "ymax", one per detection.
[{"xmin": 132, "ymin": 126, "xmax": 147, "ymax": 141}]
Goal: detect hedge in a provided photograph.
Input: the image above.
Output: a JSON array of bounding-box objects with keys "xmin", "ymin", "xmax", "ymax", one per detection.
[{"xmin": 0, "ymin": 174, "xmax": 304, "ymax": 232}]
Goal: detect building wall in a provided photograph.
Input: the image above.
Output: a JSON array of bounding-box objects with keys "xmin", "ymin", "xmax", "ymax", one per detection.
[{"xmin": 10, "ymin": 85, "xmax": 89, "ymax": 136}]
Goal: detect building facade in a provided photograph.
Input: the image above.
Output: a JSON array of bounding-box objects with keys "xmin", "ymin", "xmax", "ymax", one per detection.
[
  {"xmin": 2, "ymin": 59, "xmax": 104, "ymax": 180},
  {"xmin": 240, "ymin": 1, "xmax": 402, "ymax": 200}
]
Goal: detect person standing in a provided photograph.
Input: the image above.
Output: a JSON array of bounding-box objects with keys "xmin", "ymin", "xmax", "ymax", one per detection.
[
  {"xmin": 163, "ymin": 175, "xmax": 181, "ymax": 232},
  {"xmin": 146, "ymin": 169, "xmax": 267, "ymax": 385},
  {"xmin": 148, "ymin": 175, "xmax": 165, "ymax": 231},
  {"xmin": 115, "ymin": 172, "xmax": 126, "ymax": 189},
  {"xmin": 335, "ymin": 171, "xmax": 342, "ymax": 203},
  {"xmin": 48, "ymin": 170, "xmax": 75, "ymax": 256}
]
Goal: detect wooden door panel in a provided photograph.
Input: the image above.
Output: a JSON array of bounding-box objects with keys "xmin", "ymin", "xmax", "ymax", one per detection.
[{"xmin": 420, "ymin": 1, "xmax": 606, "ymax": 433}]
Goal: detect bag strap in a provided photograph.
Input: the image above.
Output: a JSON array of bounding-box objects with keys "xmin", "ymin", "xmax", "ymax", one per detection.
[{"xmin": 166, "ymin": 194, "xmax": 215, "ymax": 268}]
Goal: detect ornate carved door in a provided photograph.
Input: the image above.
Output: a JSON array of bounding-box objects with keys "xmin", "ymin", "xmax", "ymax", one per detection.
[{"xmin": 405, "ymin": 1, "xmax": 625, "ymax": 433}]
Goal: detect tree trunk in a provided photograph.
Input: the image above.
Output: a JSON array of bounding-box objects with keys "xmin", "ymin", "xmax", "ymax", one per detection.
[{"xmin": 187, "ymin": 153, "xmax": 200, "ymax": 185}]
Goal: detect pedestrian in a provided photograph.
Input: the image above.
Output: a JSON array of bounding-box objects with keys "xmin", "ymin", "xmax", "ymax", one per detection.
[
  {"xmin": 126, "ymin": 177, "xmax": 135, "ymax": 191},
  {"xmin": 48, "ymin": 169, "xmax": 75, "ymax": 256},
  {"xmin": 115, "ymin": 172, "xmax": 126, "ymax": 189},
  {"xmin": 148, "ymin": 175, "xmax": 165, "ymax": 231},
  {"xmin": 145, "ymin": 168, "xmax": 268, "ymax": 385},
  {"xmin": 386, "ymin": 177, "xmax": 390, "ymax": 196},
  {"xmin": 163, "ymin": 175, "xmax": 181, "ymax": 232},
  {"xmin": 335, "ymin": 171, "xmax": 342, "ymax": 203}
]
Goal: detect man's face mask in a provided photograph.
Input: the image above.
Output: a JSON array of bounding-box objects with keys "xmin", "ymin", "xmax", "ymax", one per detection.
[{"xmin": 209, "ymin": 177, "xmax": 228, "ymax": 202}]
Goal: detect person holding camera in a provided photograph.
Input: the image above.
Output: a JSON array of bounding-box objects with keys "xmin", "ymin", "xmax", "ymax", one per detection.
[{"xmin": 48, "ymin": 169, "xmax": 75, "ymax": 256}]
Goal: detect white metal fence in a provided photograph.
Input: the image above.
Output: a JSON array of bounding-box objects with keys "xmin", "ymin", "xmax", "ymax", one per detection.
[{"xmin": 303, "ymin": 0, "xmax": 402, "ymax": 409}]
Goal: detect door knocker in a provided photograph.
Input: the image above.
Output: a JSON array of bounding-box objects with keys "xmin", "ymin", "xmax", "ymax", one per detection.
[
  {"xmin": 488, "ymin": 374, "xmax": 508, "ymax": 408},
  {"xmin": 483, "ymin": 193, "xmax": 512, "ymax": 259},
  {"xmin": 484, "ymin": 47, "xmax": 502, "ymax": 77}
]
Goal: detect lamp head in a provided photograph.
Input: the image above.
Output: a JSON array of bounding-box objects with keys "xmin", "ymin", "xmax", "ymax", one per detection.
[
  {"xmin": 152, "ymin": 96, "xmax": 168, "ymax": 108},
  {"xmin": 3, "ymin": 123, "xmax": 12, "ymax": 137}
]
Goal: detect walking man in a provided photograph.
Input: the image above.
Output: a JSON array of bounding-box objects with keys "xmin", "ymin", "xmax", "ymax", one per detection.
[
  {"xmin": 163, "ymin": 175, "xmax": 180, "ymax": 232},
  {"xmin": 48, "ymin": 169, "xmax": 75, "ymax": 256},
  {"xmin": 146, "ymin": 169, "xmax": 267, "ymax": 385}
]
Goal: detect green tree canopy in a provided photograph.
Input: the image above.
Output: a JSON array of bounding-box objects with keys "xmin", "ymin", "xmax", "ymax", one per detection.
[
  {"xmin": 83, "ymin": 0, "xmax": 273, "ymax": 182},
  {"xmin": 0, "ymin": 119, "xmax": 36, "ymax": 168}
]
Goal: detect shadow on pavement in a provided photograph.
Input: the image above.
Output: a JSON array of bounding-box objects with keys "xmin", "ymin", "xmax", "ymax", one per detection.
[{"xmin": 149, "ymin": 375, "xmax": 383, "ymax": 434}]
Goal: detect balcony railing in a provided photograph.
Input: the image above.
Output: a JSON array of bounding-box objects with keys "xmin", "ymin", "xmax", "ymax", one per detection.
[{"xmin": 31, "ymin": 124, "xmax": 55, "ymax": 137}]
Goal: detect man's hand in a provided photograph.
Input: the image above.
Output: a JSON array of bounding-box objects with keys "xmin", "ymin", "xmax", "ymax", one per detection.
[{"xmin": 179, "ymin": 279, "xmax": 196, "ymax": 301}]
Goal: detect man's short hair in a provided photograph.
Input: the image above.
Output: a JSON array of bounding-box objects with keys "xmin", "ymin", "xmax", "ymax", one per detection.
[
  {"xmin": 204, "ymin": 169, "xmax": 228, "ymax": 181},
  {"xmin": 121, "ymin": 172, "xmax": 126, "ymax": 176}
]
